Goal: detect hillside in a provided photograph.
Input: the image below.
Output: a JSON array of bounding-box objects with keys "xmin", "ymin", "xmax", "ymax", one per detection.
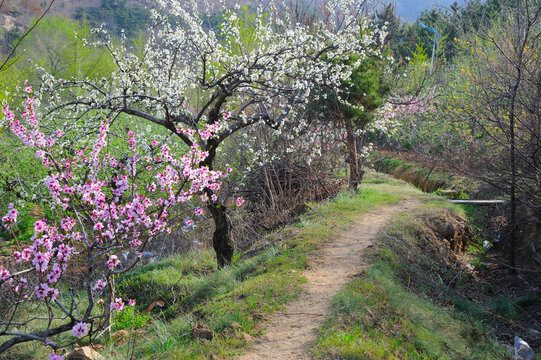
[
  {"xmin": 0, "ymin": 0, "xmax": 466, "ymax": 33},
  {"xmin": 3, "ymin": 172, "xmax": 526, "ymax": 359},
  {"xmin": 0, "ymin": 0, "xmax": 539, "ymax": 358}
]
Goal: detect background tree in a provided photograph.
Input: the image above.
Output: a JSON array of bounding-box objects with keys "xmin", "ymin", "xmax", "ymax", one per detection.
[
  {"xmin": 315, "ymin": 44, "xmax": 393, "ymax": 192},
  {"xmin": 9, "ymin": 16, "xmax": 114, "ymax": 80},
  {"xmin": 342, "ymin": 54, "xmax": 392, "ymax": 191},
  {"xmin": 447, "ymin": 0, "xmax": 541, "ymax": 269}
]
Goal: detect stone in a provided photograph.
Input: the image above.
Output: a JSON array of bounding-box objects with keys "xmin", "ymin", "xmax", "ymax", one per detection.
[
  {"xmin": 226, "ymin": 321, "xmax": 242, "ymax": 331},
  {"xmin": 241, "ymin": 332, "xmax": 254, "ymax": 343},
  {"xmin": 66, "ymin": 346, "xmax": 104, "ymax": 360},
  {"xmin": 192, "ymin": 325, "xmax": 213, "ymax": 341},
  {"xmin": 515, "ymin": 336, "xmax": 535, "ymax": 360},
  {"xmin": 112, "ymin": 329, "xmax": 129, "ymax": 345}
]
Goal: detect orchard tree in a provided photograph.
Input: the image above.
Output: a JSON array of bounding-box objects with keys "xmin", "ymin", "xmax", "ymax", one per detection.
[
  {"xmin": 35, "ymin": 0, "xmax": 383, "ymax": 267},
  {"xmin": 315, "ymin": 50, "xmax": 393, "ymax": 192}
]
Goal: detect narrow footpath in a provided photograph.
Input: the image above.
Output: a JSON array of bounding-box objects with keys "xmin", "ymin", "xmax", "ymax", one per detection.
[{"xmin": 237, "ymin": 199, "xmax": 421, "ymax": 360}]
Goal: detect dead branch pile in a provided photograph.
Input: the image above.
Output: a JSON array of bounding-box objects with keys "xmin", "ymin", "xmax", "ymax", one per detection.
[{"xmin": 242, "ymin": 161, "xmax": 343, "ymax": 230}]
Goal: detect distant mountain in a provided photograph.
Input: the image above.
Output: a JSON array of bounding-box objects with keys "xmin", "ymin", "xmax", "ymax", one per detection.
[
  {"xmin": 0, "ymin": 0, "xmax": 466, "ymax": 34},
  {"xmin": 382, "ymin": 0, "xmax": 466, "ymax": 21}
]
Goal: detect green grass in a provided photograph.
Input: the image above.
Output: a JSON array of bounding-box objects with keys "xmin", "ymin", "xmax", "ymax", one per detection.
[
  {"xmin": 313, "ymin": 262, "xmax": 509, "ymax": 360},
  {"xmin": 57, "ymin": 171, "xmax": 404, "ymax": 360},
  {"xmin": 312, "ymin": 202, "xmax": 512, "ymax": 360},
  {"xmin": 6, "ymin": 172, "xmax": 516, "ymax": 360}
]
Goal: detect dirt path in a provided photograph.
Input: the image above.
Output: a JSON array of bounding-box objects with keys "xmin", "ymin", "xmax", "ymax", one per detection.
[{"xmin": 237, "ymin": 199, "xmax": 420, "ymax": 360}]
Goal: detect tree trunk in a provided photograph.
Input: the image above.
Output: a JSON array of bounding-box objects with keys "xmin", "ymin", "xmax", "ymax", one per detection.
[
  {"xmin": 508, "ymin": 1, "xmax": 523, "ymax": 272},
  {"xmin": 355, "ymin": 131, "xmax": 366, "ymax": 184},
  {"xmin": 208, "ymin": 201, "xmax": 234, "ymax": 268},
  {"xmin": 345, "ymin": 119, "xmax": 359, "ymax": 192},
  {"xmin": 200, "ymin": 138, "xmax": 234, "ymax": 268}
]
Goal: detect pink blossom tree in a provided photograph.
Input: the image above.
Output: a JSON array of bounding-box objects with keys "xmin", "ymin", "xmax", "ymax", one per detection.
[{"xmin": 0, "ymin": 89, "xmax": 227, "ymax": 355}]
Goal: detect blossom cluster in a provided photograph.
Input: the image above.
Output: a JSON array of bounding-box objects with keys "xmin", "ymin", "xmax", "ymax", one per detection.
[{"xmin": 1, "ymin": 203, "xmax": 18, "ymax": 228}]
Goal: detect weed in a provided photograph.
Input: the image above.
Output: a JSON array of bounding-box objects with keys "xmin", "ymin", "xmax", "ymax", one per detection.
[{"xmin": 112, "ymin": 306, "xmax": 150, "ymax": 332}]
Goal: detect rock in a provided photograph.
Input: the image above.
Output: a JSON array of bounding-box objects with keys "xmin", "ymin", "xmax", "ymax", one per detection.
[
  {"xmin": 192, "ymin": 325, "xmax": 213, "ymax": 341},
  {"xmin": 66, "ymin": 346, "xmax": 104, "ymax": 360},
  {"xmin": 112, "ymin": 329, "xmax": 129, "ymax": 345},
  {"xmin": 241, "ymin": 332, "xmax": 254, "ymax": 343},
  {"xmin": 226, "ymin": 321, "xmax": 242, "ymax": 331},
  {"xmin": 0, "ymin": 14, "xmax": 19, "ymax": 31},
  {"xmin": 514, "ymin": 336, "xmax": 535, "ymax": 360}
]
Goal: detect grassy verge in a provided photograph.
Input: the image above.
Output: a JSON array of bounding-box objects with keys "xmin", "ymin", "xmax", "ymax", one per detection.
[
  {"xmin": 110, "ymin": 173, "xmax": 403, "ymax": 359},
  {"xmin": 371, "ymin": 152, "xmax": 476, "ymax": 197},
  {"xmin": 312, "ymin": 202, "xmax": 513, "ymax": 360}
]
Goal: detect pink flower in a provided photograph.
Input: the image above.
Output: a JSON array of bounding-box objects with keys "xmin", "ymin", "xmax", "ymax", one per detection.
[
  {"xmin": 49, "ymin": 287, "xmax": 59, "ymax": 301},
  {"xmin": 35, "ymin": 283, "xmax": 49, "ymax": 299},
  {"xmin": 34, "ymin": 220, "xmax": 47, "ymax": 234},
  {"xmin": 128, "ymin": 299, "xmax": 136, "ymax": 306},
  {"xmin": 47, "ymin": 272, "xmax": 59, "ymax": 284},
  {"xmin": 107, "ymin": 255, "xmax": 120, "ymax": 271},
  {"xmin": 236, "ymin": 197, "xmax": 245, "ymax": 207},
  {"xmin": 110, "ymin": 298, "xmax": 125, "ymax": 312},
  {"xmin": 60, "ymin": 217, "xmax": 75, "ymax": 231},
  {"xmin": 93, "ymin": 222, "xmax": 104, "ymax": 231},
  {"xmin": 71, "ymin": 322, "xmax": 88, "ymax": 339},
  {"xmin": 194, "ymin": 207, "xmax": 203, "ymax": 216},
  {"xmin": 93, "ymin": 279, "xmax": 107, "ymax": 293},
  {"xmin": 0, "ymin": 266, "xmax": 10, "ymax": 280},
  {"xmin": 1, "ymin": 204, "xmax": 18, "ymax": 227}
]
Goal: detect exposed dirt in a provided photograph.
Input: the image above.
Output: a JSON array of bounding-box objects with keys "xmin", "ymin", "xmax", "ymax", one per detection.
[{"xmin": 236, "ymin": 199, "xmax": 421, "ymax": 360}]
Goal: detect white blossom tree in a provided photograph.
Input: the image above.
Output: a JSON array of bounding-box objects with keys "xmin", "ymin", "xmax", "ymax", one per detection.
[{"xmin": 35, "ymin": 0, "xmax": 382, "ymax": 267}]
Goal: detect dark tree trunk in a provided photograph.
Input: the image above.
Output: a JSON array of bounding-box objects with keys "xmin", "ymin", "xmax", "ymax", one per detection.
[
  {"xmin": 509, "ymin": 67, "xmax": 521, "ymax": 274},
  {"xmin": 508, "ymin": 0, "xmax": 524, "ymax": 273},
  {"xmin": 355, "ymin": 130, "xmax": 366, "ymax": 184},
  {"xmin": 208, "ymin": 201, "xmax": 234, "ymax": 268},
  {"xmin": 345, "ymin": 119, "xmax": 359, "ymax": 192},
  {"xmin": 201, "ymin": 137, "xmax": 234, "ymax": 268}
]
